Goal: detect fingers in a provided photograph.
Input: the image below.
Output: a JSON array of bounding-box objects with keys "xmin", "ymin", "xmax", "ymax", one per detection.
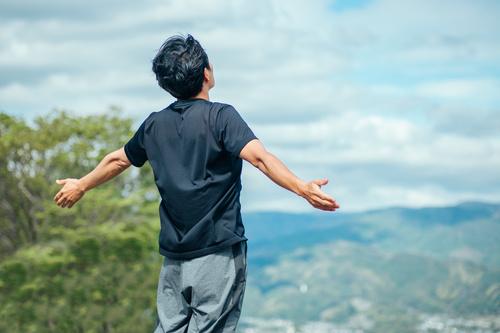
[
  {"xmin": 311, "ymin": 200, "xmax": 337, "ymax": 211},
  {"xmin": 310, "ymin": 184, "xmax": 336, "ymax": 204},
  {"xmin": 54, "ymin": 190, "xmax": 71, "ymax": 208},
  {"xmin": 314, "ymin": 197, "xmax": 339, "ymax": 210},
  {"xmin": 55, "ymin": 194, "xmax": 75, "ymax": 208},
  {"xmin": 302, "ymin": 178, "xmax": 340, "ymax": 211},
  {"xmin": 62, "ymin": 199, "xmax": 73, "ymax": 208},
  {"xmin": 56, "ymin": 193, "xmax": 65, "ymax": 205},
  {"xmin": 311, "ymin": 194, "xmax": 333, "ymax": 206},
  {"xmin": 54, "ymin": 189, "xmax": 64, "ymax": 201},
  {"xmin": 305, "ymin": 191, "xmax": 340, "ymax": 212},
  {"xmin": 315, "ymin": 191, "xmax": 336, "ymax": 204},
  {"xmin": 310, "ymin": 178, "xmax": 334, "ymax": 202},
  {"xmin": 305, "ymin": 195, "xmax": 339, "ymax": 211},
  {"xmin": 312, "ymin": 178, "xmax": 329, "ymax": 187}
]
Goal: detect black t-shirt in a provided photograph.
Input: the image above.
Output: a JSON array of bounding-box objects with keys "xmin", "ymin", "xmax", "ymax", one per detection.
[{"xmin": 124, "ymin": 98, "xmax": 258, "ymax": 259}]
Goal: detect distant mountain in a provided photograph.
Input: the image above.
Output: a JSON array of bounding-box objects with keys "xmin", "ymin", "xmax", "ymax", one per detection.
[
  {"xmin": 244, "ymin": 201, "xmax": 500, "ymax": 239},
  {"xmin": 243, "ymin": 201, "xmax": 500, "ymax": 269},
  {"xmin": 239, "ymin": 201, "xmax": 500, "ymax": 332},
  {"xmin": 351, "ymin": 200, "xmax": 500, "ymax": 226},
  {"xmin": 241, "ymin": 240, "xmax": 500, "ymax": 332}
]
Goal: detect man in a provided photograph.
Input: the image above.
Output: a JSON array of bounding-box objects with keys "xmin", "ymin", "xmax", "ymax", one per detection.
[{"xmin": 53, "ymin": 33, "xmax": 339, "ymax": 332}]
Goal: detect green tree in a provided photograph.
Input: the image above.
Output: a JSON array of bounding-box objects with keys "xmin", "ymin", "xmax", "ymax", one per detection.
[
  {"xmin": 0, "ymin": 107, "xmax": 158, "ymax": 259},
  {"xmin": 0, "ymin": 217, "xmax": 163, "ymax": 332},
  {"xmin": 1, "ymin": 107, "xmax": 163, "ymax": 332}
]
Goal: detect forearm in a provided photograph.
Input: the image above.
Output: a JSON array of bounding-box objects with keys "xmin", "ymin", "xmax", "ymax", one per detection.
[
  {"xmin": 254, "ymin": 152, "xmax": 306, "ymax": 197},
  {"xmin": 78, "ymin": 154, "xmax": 129, "ymax": 192}
]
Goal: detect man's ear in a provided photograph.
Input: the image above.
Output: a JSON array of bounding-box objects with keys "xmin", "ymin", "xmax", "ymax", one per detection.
[
  {"xmin": 205, "ymin": 63, "xmax": 215, "ymax": 88},
  {"xmin": 204, "ymin": 67, "xmax": 211, "ymax": 82}
]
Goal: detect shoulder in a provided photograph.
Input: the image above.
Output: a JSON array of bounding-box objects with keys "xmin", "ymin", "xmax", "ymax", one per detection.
[
  {"xmin": 135, "ymin": 111, "xmax": 160, "ymax": 134},
  {"xmin": 146, "ymin": 110, "xmax": 159, "ymax": 121},
  {"xmin": 211, "ymin": 101, "xmax": 239, "ymax": 118},
  {"xmin": 208, "ymin": 100, "xmax": 234, "ymax": 110},
  {"xmin": 205, "ymin": 101, "xmax": 236, "ymax": 124},
  {"xmin": 143, "ymin": 111, "xmax": 161, "ymax": 127}
]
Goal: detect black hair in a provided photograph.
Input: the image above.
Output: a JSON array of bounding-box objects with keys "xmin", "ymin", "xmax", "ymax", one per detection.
[{"xmin": 151, "ymin": 34, "xmax": 210, "ymax": 100}]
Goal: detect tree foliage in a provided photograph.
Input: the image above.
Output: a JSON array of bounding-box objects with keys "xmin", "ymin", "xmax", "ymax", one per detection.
[
  {"xmin": 0, "ymin": 107, "xmax": 158, "ymax": 258},
  {"xmin": 0, "ymin": 219, "xmax": 162, "ymax": 333},
  {"xmin": 0, "ymin": 108, "xmax": 162, "ymax": 332}
]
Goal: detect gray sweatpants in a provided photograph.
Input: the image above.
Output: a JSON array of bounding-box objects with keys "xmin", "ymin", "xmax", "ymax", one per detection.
[{"xmin": 153, "ymin": 241, "xmax": 248, "ymax": 333}]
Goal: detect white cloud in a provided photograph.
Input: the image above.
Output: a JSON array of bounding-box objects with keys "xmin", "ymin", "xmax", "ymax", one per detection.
[
  {"xmin": 1, "ymin": 0, "xmax": 499, "ymax": 212},
  {"xmin": 415, "ymin": 79, "xmax": 500, "ymax": 100}
]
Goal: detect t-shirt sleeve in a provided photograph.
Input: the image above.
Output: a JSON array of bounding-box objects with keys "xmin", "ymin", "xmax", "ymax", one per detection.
[
  {"xmin": 216, "ymin": 105, "xmax": 258, "ymax": 158},
  {"xmin": 124, "ymin": 118, "xmax": 148, "ymax": 167}
]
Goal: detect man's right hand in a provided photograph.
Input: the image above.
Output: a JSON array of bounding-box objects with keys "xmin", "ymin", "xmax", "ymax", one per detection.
[
  {"xmin": 239, "ymin": 139, "xmax": 340, "ymax": 212},
  {"xmin": 297, "ymin": 178, "xmax": 340, "ymax": 212}
]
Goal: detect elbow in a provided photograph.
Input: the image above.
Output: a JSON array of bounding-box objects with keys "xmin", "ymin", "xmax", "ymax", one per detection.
[
  {"xmin": 105, "ymin": 151, "xmax": 131, "ymax": 171},
  {"xmin": 240, "ymin": 139, "xmax": 269, "ymax": 169},
  {"xmin": 251, "ymin": 157, "xmax": 262, "ymax": 169},
  {"xmin": 115, "ymin": 159, "xmax": 131, "ymax": 171},
  {"xmin": 252, "ymin": 152, "xmax": 270, "ymax": 170}
]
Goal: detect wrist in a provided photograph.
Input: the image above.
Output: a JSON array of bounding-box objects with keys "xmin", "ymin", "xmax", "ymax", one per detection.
[
  {"xmin": 294, "ymin": 179, "xmax": 307, "ymax": 197},
  {"xmin": 77, "ymin": 178, "xmax": 89, "ymax": 193}
]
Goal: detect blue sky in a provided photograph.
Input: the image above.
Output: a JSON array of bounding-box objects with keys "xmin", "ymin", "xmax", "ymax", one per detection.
[{"xmin": 1, "ymin": 0, "xmax": 499, "ymax": 212}]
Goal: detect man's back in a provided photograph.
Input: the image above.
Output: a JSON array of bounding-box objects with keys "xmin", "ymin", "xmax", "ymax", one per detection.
[{"xmin": 124, "ymin": 98, "xmax": 258, "ymax": 259}]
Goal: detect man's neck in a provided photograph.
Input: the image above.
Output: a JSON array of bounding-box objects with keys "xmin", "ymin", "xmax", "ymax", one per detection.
[{"xmin": 191, "ymin": 89, "xmax": 210, "ymax": 101}]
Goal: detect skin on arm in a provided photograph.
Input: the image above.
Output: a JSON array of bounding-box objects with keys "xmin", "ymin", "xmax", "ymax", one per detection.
[
  {"xmin": 239, "ymin": 139, "xmax": 340, "ymax": 212},
  {"xmin": 53, "ymin": 147, "xmax": 132, "ymax": 208}
]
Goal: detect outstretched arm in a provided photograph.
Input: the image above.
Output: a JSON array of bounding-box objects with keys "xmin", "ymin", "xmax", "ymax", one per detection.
[
  {"xmin": 53, "ymin": 147, "xmax": 132, "ymax": 208},
  {"xmin": 239, "ymin": 139, "xmax": 340, "ymax": 212}
]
